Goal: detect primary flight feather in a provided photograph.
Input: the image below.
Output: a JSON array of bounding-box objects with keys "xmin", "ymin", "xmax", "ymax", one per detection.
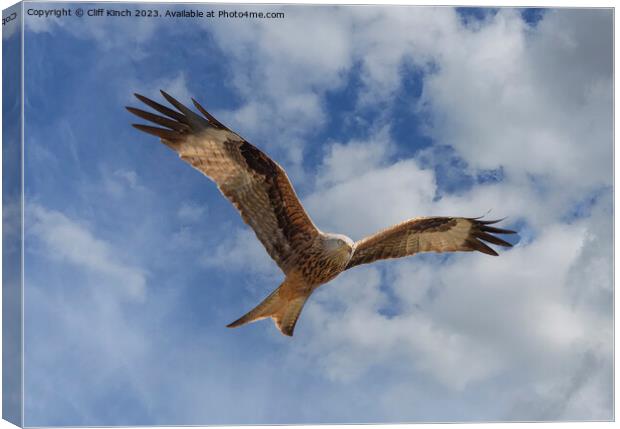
[{"xmin": 127, "ymin": 91, "xmax": 516, "ymax": 337}]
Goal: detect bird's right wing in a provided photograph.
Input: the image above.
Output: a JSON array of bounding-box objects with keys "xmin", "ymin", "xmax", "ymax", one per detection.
[
  {"xmin": 127, "ymin": 91, "xmax": 320, "ymax": 274},
  {"xmin": 346, "ymin": 217, "xmax": 516, "ymax": 270}
]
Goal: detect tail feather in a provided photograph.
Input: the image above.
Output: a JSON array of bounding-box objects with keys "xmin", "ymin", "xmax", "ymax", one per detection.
[
  {"xmin": 227, "ymin": 284, "xmax": 310, "ymax": 337},
  {"xmin": 276, "ymin": 296, "xmax": 307, "ymax": 336},
  {"xmin": 226, "ymin": 288, "xmax": 280, "ymax": 328}
]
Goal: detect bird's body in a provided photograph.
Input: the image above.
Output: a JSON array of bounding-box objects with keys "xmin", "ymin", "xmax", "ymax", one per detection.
[
  {"xmin": 128, "ymin": 91, "xmax": 516, "ymax": 337},
  {"xmin": 296, "ymin": 233, "xmax": 355, "ymax": 285}
]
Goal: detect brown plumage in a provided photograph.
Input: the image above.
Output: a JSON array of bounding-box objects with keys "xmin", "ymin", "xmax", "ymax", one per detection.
[{"xmin": 127, "ymin": 91, "xmax": 517, "ymax": 337}]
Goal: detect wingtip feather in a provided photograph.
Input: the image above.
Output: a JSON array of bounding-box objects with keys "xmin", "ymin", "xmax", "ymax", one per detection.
[
  {"xmin": 226, "ymin": 320, "xmax": 243, "ymax": 329},
  {"xmin": 476, "ymin": 231, "xmax": 513, "ymax": 247},
  {"xmin": 466, "ymin": 238, "xmax": 499, "ymax": 256},
  {"xmin": 159, "ymin": 89, "xmax": 180, "ymax": 107},
  {"xmin": 481, "ymin": 225, "xmax": 517, "ymax": 235},
  {"xmin": 131, "ymin": 124, "xmax": 180, "ymax": 141},
  {"xmin": 191, "ymin": 97, "xmax": 226, "ymax": 129},
  {"xmin": 133, "ymin": 92, "xmax": 186, "ymax": 121},
  {"xmin": 468, "ymin": 216, "xmax": 517, "ymax": 255}
]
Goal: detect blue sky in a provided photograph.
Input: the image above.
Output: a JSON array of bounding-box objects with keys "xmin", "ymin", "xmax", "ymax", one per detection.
[{"xmin": 11, "ymin": 3, "xmax": 613, "ymax": 425}]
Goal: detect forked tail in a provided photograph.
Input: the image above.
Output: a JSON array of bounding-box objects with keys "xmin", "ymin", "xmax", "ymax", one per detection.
[{"xmin": 227, "ymin": 282, "xmax": 311, "ymax": 337}]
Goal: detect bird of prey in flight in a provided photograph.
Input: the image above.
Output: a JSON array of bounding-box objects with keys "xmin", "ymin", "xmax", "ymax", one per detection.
[{"xmin": 127, "ymin": 91, "xmax": 516, "ymax": 337}]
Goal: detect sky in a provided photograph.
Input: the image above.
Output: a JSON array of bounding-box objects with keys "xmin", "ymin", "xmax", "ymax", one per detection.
[{"xmin": 6, "ymin": 2, "xmax": 613, "ymax": 425}]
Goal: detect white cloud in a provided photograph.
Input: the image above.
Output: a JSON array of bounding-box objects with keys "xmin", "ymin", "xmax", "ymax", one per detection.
[
  {"xmin": 316, "ymin": 126, "xmax": 393, "ymax": 188},
  {"xmin": 205, "ymin": 6, "xmax": 355, "ymax": 165},
  {"xmin": 203, "ymin": 228, "xmax": 280, "ymax": 281},
  {"xmin": 300, "ymin": 127, "xmax": 437, "ymax": 237},
  {"xmin": 206, "ymin": 7, "xmax": 611, "ymax": 209},
  {"xmin": 23, "ymin": 202, "xmax": 175, "ymax": 425},
  {"xmin": 298, "ymin": 266, "xmax": 505, "ymax": 390},
  {"xmin": 348, "ymin": 7, "xmax": 456, "ymax": 103},
  {"xmin": 26, "ymin": 204, "xmax": 147, "ymax": 300},
  {"xmin": 177, "ymin": 201, "xmax": 208, "ymax": 223},
  {"xmin": 99, "ymin": 168, "xmax": 147, "ymax": 199},
  {"xmin": 419, "ymin": 9, "xmax": 612, "ymax": 194}
]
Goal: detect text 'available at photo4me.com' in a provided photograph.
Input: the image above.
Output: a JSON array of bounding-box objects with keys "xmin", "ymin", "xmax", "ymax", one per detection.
[{"xmin": 24, "ymin": 6, "xmax": 285, "ymax": 20}]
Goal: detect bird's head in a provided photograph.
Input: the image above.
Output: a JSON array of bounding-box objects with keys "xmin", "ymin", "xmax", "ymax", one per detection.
[{"xmin": 323, "ymin": 233, "xmax": 355, "ymax": 255}]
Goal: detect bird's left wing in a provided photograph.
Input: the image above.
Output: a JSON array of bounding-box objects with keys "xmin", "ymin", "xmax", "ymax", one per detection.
[
  {"xmin": 346, "ymin": 217, "xmax": 516, "ymax": 270},
  {"xmin": 127, "ymin": 91, "xmax": 320, "ymax": 274}
]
